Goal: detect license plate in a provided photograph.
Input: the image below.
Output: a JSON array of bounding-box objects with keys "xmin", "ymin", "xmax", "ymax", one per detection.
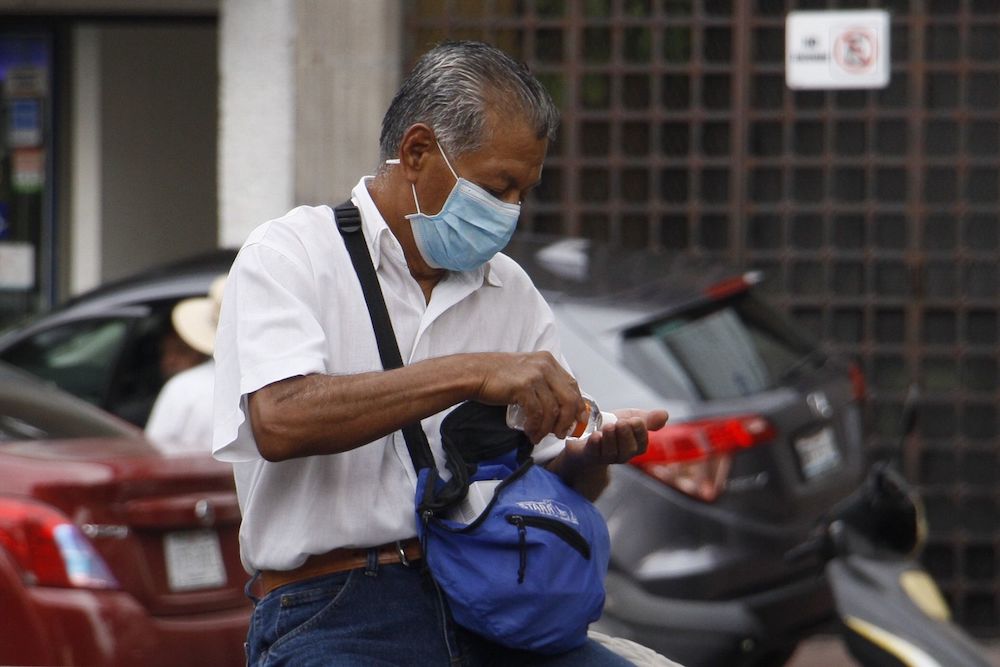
[
  {"xmin": 164, "ymin": 530, "xmax": 227, "ymax": 592},
  {"xmin": 794, "ymin": 427, "xmax": 841, "ymax": 480}
]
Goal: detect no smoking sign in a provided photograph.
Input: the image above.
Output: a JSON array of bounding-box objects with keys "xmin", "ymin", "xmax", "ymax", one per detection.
[{"xmin": 786, "ymin": 10, "xmax": 890, "ymax": 90}]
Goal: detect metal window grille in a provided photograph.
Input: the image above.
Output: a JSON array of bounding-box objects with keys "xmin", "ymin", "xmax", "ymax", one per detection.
[{"xmin": 406, "ymin": 0, "xmax": 1000, "ymax": 635}]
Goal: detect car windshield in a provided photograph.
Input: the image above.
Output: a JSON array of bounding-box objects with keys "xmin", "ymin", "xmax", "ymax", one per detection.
[{"xmin": 621, "ymin": 290, "xmax": 820, "ymax": 401}]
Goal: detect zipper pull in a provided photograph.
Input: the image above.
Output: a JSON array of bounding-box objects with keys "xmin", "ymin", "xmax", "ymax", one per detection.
[
  {"xmin": 420, "ymin": 510, "xmax": 433, "ymax": 562},
  {"xmin": 510, "ymin": 515, "xmax": 527, "ymax": 584}
]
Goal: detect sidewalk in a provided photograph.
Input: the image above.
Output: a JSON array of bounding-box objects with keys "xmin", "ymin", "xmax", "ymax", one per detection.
[{"xmin": 788, "ymin": 635, "xmax": 1000, "ymax": 666}]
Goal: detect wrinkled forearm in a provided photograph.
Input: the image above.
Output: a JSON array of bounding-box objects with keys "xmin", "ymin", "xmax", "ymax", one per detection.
[{"xmin": 249, "ymin": 354, "xmax": 485, "ymax": 461}]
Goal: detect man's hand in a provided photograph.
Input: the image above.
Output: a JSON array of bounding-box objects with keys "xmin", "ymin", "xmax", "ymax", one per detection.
[
  {"xmin": 547, "ymin": 408, "xmax": 669, "ymax": 501},
  {"xmin": 474, "ymin": 351, "xmax": 587, "ymax": 443}
]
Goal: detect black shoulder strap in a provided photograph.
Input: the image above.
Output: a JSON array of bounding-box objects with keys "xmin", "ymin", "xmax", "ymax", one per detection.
[{"xmin": 333, "ymin": 201, "xmax": 435, "ymax": 471}]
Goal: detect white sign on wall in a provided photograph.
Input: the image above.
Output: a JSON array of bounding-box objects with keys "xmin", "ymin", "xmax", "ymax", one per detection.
[
  {"xmin": 786, "ymin": 10, "xmax": 891, "ymax": 90},
  {"xmin": 0, "ymin": 242, "xmax": 36, "ymax": 290}
]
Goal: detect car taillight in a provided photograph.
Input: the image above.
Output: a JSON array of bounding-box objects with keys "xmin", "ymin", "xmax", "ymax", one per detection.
[
  {"xmin": 0, "ymin": 497, "xmax": 119, "ymax": 589},
  {"xmin": 630, "ymin": 415, "xmax": 776, "ymax": 502}
]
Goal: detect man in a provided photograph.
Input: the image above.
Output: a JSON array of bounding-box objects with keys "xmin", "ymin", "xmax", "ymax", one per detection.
[
  {"xmin": 158, "ymin": 327, "xmax": 207, "ymax": 382},
  {"xmin": 213, "ymin": 40, "xmax": 668, "ymax": 665},
  {"xmin": 146, "ymin": 274, "xmax": 225, "ymax": 452}
]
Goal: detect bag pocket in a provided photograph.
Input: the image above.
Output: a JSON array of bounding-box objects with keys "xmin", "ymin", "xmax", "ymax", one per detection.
[{"xmin": 507, "ymin": 513, "xmax": 591, "ymax": 583}]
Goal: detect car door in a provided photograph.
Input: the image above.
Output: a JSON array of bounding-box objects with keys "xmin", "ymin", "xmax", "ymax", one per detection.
[{"xmin": 0, "ymin": 303, "xmax": 175, "ymax": 427}]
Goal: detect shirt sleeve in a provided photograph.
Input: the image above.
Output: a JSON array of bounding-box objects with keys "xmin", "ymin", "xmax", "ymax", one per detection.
[{"xmin": 213, "ymin": 233, "xmax": 330, "ymax": 462}]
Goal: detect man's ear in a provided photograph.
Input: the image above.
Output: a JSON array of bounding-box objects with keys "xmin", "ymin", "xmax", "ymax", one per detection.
[{"xmin": 398, "ymin": 124, "xmax": 436, "ymax": 182}]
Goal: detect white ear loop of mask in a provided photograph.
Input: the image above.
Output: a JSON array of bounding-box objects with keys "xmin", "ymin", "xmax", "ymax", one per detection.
[
  {"xmin": 383, "ymin": 158, "xmax": 426, "ymax": 212},
  {"xmin": 386, "ymin": 140, "xmax": 459, "ymax": 178},
  {"xmin": 383, "ymin": 158, "xmax": 425, "ymax": 214},
  {"xmin": 386, "ymin": 143, "xmax": 462, "ymax": 216}
]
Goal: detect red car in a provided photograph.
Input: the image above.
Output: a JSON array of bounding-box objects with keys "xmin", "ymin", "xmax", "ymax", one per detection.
[{"xmin": 0, "ymin": 361, "xmax": 248, "ymax": 666}]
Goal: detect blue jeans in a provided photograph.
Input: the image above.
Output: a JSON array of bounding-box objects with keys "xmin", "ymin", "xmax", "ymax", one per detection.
[{"xmin": 245, "ymin": 552, "xmax": 632, "ymax": 666}]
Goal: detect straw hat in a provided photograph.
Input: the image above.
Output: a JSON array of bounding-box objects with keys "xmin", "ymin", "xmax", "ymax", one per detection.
[{"xmin": 171, "ymin": 274, "xmax": 226, "ymax": 356}]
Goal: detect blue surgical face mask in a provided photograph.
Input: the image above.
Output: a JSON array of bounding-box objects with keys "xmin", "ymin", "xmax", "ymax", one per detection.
[{"xmin": 394, "ymin": 143, "xmax": 521, "ymax": 272}]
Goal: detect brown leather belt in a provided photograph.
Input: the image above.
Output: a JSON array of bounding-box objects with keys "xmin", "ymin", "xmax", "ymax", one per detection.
[{"xmin": 258, "ymin": 538, "xmax": 422, "ymax": 597}]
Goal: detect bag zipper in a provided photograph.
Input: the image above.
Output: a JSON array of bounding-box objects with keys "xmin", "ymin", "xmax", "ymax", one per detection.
[
  {"xmin": 440, "ymin": 459, "xmax": 536, "ymax": 533},
  {"xmin": 507, "ymin": 514, "xmax": 592, "ymax": 583}
]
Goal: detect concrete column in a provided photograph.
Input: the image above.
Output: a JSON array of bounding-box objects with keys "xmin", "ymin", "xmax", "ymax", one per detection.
[
  {"xmin": 69, "ymin": 26, "xmax": 102, "ymax": 295},
  {"xmin": 293, "ymin": 0, "xmax": 402, "ymax": 205},
  {"xmin": 218, "ymin": 0, "xmax": 295, "ymax": 248},
  {"xmin": 218, "ymin": 0, "xmax": 402, "ymax": 248}
]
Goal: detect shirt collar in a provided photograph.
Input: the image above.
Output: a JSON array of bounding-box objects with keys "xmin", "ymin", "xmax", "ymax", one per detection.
[
  {"xmin": 482, "ymin": 262, "xmax": 503, "ymax": 287},
  {"xmin": 351, "ymin": 176, "xmax": 503, "ymax": 288},
  {"xmin": 351, "ymin": 177, "xmax": 402, "ymax": 271}
]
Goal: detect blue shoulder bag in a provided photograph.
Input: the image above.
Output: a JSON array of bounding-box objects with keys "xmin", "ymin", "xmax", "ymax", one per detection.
[{"xmin": 334, "ymin": 202, "xmax": 610, "ymax": 654}]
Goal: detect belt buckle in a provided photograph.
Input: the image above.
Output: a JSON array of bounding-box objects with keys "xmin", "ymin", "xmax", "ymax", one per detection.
[{"xmin": 395, "ymin": 540, "xmax": 410, "ymax": 567}]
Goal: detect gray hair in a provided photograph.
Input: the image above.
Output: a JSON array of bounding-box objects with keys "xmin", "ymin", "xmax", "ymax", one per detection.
[{"xmin": 378, "ymin": 41, "xmax": 559, "ymax": 163}]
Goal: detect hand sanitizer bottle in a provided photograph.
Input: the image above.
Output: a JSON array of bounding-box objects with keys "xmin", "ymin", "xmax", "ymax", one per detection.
[{"xmin": 505, "ymin": 392, "xmax": 616, "ymax": 439}]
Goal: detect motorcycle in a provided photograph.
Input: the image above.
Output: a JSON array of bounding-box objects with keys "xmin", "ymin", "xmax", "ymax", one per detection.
[
  {"xmin": 800, "ymin": 385, "xmax": 992, "ymax": 667},
  {"xmin": 593, "ymin": 384, "xmax": 994, "ymax": 667}
]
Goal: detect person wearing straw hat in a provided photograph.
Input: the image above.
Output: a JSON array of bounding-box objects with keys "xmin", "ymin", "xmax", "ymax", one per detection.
[
  {"xmin": 146, "ymin": 274, "xmax": 226, "ymax": 453},
  {"xmin": 158, "ymin": 326, "xmax": 208, "ymax": 382}
]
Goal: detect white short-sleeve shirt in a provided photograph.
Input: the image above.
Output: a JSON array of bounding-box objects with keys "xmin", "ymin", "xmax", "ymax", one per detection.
[
  {"xmin": 213, "ymin": 177, "xmax": 567, "ymax": 572},
  {"xmin": 146, "ymin": 360, "xmax": 215, "ymax": 454}
]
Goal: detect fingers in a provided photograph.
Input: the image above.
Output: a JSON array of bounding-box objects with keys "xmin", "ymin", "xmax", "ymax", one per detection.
[
  {"xmin": 488, "ymin": 351, "xmax": 583, "ymax": 443},
  {"xmin": 644, "ymin": 408, "xmax": 670, "ymax": 432},
  {"xmin": 573, "ymin": 409, "xmax": 667, "ymax": 464},
  {"xmin": 613, "ymin": 407, "xmax": 669, "ymax": 431},
  {"xmin": 521, "ymin": 383, "xmax": 583, "ymax": 443},
  {"xmin": 599, "ymin": 416, "xmax": 647, "ymax": 462}
]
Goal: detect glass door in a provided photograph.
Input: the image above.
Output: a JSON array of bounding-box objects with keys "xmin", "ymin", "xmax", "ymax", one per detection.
[{"xmin": 0, "ymin": 31, "xmax": 52, "ymax": 328}]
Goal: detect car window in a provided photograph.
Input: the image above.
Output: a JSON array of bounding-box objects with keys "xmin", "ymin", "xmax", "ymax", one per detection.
[
  {"xmin": 621, "ymin": 291, "xmax": 816, "ymax": 401},
  {"xmin": 106, "ymin": 305, "xmax": 177, "ymax": 427},
  {"xmin": 0, "ymin": 319, "xmax": 132, "ymax": 407}
]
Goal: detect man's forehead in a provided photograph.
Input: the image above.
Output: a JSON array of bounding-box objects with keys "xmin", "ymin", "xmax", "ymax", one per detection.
[{"xmin": 482, "ymin": 105, "xmax": 543, "ymax": 138}]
